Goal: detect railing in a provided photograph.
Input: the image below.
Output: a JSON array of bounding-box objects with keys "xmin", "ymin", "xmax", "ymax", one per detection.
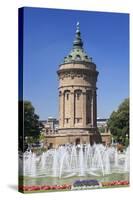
[{"xmin": 44, "ymin": 130, "xmax": 58, "ymax": 136}]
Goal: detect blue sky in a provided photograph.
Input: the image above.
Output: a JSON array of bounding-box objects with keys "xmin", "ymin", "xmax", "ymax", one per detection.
[{"xmin": 23, "ymin": 7, "xmax": 129, "ymax": 120}]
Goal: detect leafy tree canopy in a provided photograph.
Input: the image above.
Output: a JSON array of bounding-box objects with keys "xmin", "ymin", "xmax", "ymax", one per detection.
[
  {"xmin": 24, "ymin": 101, "xmax": 43, "ymax": 140},
  {"xmin": 107, "ymin": 98, "xmax": 129, "ymax": 143}
]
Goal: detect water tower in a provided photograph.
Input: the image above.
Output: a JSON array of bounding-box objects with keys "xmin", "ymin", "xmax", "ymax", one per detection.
[{"xmin": 56, "ymin": 22, "xmax": 101, "ymax": 145}]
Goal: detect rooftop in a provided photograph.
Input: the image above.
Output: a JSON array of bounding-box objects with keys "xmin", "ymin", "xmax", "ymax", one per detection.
[{"xmin": 62, "ymin": 22, "xmax": 92, "ymax": 64}]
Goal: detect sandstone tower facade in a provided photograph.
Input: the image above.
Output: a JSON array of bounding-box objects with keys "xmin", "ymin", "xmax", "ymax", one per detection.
[{"xmin": 45, "ymin": 23, "xmax": 101, "ymax": 147}]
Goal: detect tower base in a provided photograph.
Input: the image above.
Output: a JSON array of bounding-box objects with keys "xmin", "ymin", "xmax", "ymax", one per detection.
[{"xmin": 45, "ymin": 128, "xmax": 102, "ymax": 148}]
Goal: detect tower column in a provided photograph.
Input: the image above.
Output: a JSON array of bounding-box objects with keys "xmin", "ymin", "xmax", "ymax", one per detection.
[
  {"xmin": 82, "ymin": 91, "xmax": 86, "ymax": 127},
  {"xmin": 91, "ymin": 90, "xmax": 94, "ymax": 127},
  {"xmin": 70, "ymin": 90, "xmax": 74, "ymax": 127},
  {"xmin": 91, "ymin": 90, "xmax": 97, "ymax": 127},
  {"xmin": 59, "ymin": 90, "xmax": 64, "ymax": 128},
  {"xmin": 93, "ymin": 90, "xmax": 97, "ymax": 127}
]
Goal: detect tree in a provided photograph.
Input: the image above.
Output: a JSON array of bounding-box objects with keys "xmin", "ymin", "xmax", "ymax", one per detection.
[
  {"xmin": 24, "ymin": 101, "xmax": 43, "ymax": 141},
  {"xmin": 107, "ymin": 98, "xmax": 129, "ymax": 145},
  {"xmin": 98, "ymin": 127, "xmax": 106, "ymax": 133},
  {"xmin": 39, "ymin": 133, "xmax": 45, "ymax": 142}
]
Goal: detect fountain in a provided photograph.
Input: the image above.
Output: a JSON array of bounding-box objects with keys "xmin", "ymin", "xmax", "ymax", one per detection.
[
  {"xmin": 19, "ymin": 144, "xmax": 129, "ymax": 179},
  {"xmin": 124, "ymin": 146, "xmax": 129, "ymax": 172}
]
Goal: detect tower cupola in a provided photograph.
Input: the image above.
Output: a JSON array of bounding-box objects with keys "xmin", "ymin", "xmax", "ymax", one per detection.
[{"xmin": 63, "ymin": 22, "xmax": 92, "ymax": 64}]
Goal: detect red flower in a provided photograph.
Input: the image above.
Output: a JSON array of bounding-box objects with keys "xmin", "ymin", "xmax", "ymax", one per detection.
[
  {"xmin": 102, "ymin": 180, "xmax": 129, "ymax": 187},
  {"xmin": 19, "ymin": 184, "xmax": 72, "ymax": 192}
]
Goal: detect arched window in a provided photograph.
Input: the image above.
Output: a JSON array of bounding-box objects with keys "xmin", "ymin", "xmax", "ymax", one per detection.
[
  {"xmin": 77, "ymin": 118, "xmax": 80, "ymax": 123},
  {"xmin": 64, "ymin": 90, "xmax": 70, "ymax": 100},
  {"xmin": 66, "ymin": 118, "xmax": 69, "ymax": 123},
  {"xmin": 86, "ymin": 90, "xmax": 92, "ymax": 101},
  {"xmin": 77, "ymin": 92, "xmax": 80, "ymax": 100},
  {"xmin": 74, "ymin": 89, "xmax": 82, "ymax": 100},
  {"xmin": 59, "ymin": 91, "xmax": 62, "ymax": 96},
  {"xmin": 76, "ymin": 54, "xmax": 81, "ymax": 60}
]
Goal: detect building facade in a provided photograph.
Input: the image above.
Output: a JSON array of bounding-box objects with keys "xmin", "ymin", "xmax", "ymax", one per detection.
[
  {"xmin": 45, "ymin": 23, "xmax": 102, "ymax": 148},
  {"xmin": 97, "ymin": 118, "xmax": 111, "ymax": 144},
  {"xmin": 40, "ymin": 117, "xmax": 59, "ymax": 134}
]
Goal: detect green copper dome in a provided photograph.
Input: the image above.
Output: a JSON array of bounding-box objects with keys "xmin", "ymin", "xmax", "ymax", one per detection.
[{"xmin": 63, "ymin": 22, "xmax": 92, "ymax": 64}]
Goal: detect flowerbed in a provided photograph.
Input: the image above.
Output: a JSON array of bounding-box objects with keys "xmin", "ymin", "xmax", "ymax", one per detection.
[
  {"xmin": 19, "ymin": 184, "xmax": 71, "ymax": 192},
  {"xmin": 101, "ymin": 180, "xmax": 129, "ymax": 187},
  {"xmin": 19, "ymin": 180, "xmax": 129, "ymax": 193}
]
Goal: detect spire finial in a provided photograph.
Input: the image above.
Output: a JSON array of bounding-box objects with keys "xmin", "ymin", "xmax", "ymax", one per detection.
[
  {"xmin": 76, "ymin": 21, "xmax": 80, "ymax": 32},
  {"xmin": 73, "ymin": 21, "xmax": 83, "ymax": 48}
]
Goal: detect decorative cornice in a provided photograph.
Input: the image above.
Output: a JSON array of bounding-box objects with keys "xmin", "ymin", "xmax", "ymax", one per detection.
[
  {"xmin": 58, "ymin": 85, "xmax": 97, "ymax": 90},
  {"xmin": 59, "ymin": 60, "xmax": 96, "ymax": 67},
  {"xmin": 57, "ymin": 68, "xmax": 98, "ymax": 82},
  {"xmin": 57, "ymin": 68, "xmax": 98, "ymax": 75}
]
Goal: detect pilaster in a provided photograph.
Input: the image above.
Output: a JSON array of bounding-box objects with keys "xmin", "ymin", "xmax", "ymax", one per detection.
[
  {"xmin": 82, "ymin": 90, "xmax": 86, "ymax": 127},
  {"xmin": 70, "ymin": 90, "xmax": 75, "ymax": 127}
]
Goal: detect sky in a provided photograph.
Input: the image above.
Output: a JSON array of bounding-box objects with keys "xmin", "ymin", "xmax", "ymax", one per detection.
[{"xmin": 23, "ymin": 7, "xmax": 129, "ymax": 120}]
